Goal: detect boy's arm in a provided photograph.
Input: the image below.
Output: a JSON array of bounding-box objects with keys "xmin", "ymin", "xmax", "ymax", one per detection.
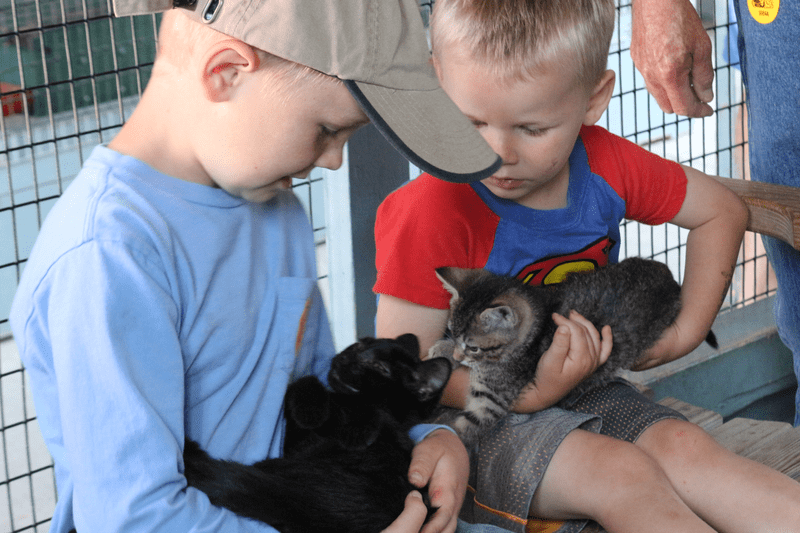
[
  {"xmin": 39, "ymin": 244, "xmax": 276, "ymax": 533},
  {"xmin": 635, "ymin": 165, "xmax": 748, "ymax": 369},
  {"xmin": 375, "ymin": 295, "xmax": 611, "ymax": 412}
]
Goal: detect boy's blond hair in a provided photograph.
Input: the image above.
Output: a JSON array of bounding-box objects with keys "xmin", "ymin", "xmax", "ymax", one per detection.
[{"xmin": 430, "ymin": 0, "xmax": 614, "ymax": 89}]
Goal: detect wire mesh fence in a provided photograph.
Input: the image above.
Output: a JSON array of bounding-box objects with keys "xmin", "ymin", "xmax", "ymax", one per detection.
[{"xmin": 0, "ymin": 0, "xmax": 774, "ymax": 531}]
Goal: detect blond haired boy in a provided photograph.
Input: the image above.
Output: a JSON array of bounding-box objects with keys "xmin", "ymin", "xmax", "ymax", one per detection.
[
  {"xmin": 8, "ymin": 1, "xmax": 506, "ymax": 532},
  {"xmin": 375, "ymin": 0, "xmax": 800, "ymax": 532}
]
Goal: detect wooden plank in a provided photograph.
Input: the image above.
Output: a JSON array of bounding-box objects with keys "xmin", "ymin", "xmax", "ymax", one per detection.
[
  {"xmin": 738, "ymin": 426, "xmax": 800, "ymax": 482},
  {"xmin": 708, "ymin": 417, "xmax": 794, "ymax": 456},
  {"xmin": 714, "ymin": 176, "xmax": 800, "ymax": 251},
  {"xmin": 657, "ymin": 397, "xmax": 723, "ymax": 431}
]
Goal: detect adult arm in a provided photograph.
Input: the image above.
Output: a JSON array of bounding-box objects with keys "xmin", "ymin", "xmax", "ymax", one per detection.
[
  {"xmin": 630, "ymin": 0, "xmax": 715, "ymax": 117},
  {"xmin": 635, "ymin": 166, "xmax": 749, "ymax": 369}
]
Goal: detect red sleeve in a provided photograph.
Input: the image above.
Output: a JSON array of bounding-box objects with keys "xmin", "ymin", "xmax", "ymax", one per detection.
[
  {"xmin": 581, "ymin": 125, "xmax": 687, "ymax": 225},
  {"xmin": 373, "ymin": 174, "xmax": 499, "ymax": 309}
]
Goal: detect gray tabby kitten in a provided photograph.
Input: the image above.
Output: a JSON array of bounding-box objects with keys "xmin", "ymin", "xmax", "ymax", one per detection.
[{"xmin": 428, "ymin": 257, "xmax": 716, "ymax": 447}]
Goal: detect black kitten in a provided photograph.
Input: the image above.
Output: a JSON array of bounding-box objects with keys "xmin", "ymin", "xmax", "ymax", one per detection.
[
  {"xmin": 429, "ymin": 257, "xmax": 717, "ymax": 446},
  {"xmin": 183, "ymin": 334, "xmax": 452, "ymax": 533}
]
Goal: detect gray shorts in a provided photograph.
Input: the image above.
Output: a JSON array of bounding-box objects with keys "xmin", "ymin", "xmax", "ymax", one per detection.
[{"xmin": 457, "ymin": 379, "xmax": 687, "ymax": 533}]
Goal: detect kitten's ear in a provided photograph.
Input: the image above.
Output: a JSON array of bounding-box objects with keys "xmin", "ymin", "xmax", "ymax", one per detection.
[
  {"xmin": 284, "ymin": 376, "xmax": 331, "ymax": 428},
  {"xmin": 480, "ymin": 305, "xmax": 517, "ymax": 329},
  {"xmin": 395, "ymin": 333, "xmax": 420, "ymax": 358},
  {"xmin": 435, "ymin": 267, "xmax": 489, "ymax": 298},
  {"xmin": 412, "ymin": 358, "xmax": 452, "ymax": 401}
]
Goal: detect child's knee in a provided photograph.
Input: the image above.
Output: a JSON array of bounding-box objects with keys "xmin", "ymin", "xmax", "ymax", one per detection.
[
  {"xmin": 638, "ymin": 418, "xmax": 723, "ymax": 469},
  {"xmin": 532, "ymin": 431, "xmax": 669, "ymax": 519},
  {"xmin": 591, "ymin": 437, "xmax": 668, "ymax": 489},
  {"xmin": 578, "ymin": 437, "xmax": 677, "ymax": 522}
]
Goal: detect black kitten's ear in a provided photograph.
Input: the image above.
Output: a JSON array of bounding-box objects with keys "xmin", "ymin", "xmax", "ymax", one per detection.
[
  {"xmin": 436, "ymin": 267, "xmax": 490, "ymax": 303},
  {"xmin": 285, "ymin": 376, "xmax": 331, "ymax": 429},
  {"xmin": 480, "ymin": 305, "xmax": 517, "ymax": 329},
  {"xmin": 395, "ymin": 333, "xmax": 420, "ymax": 358},
  {"xmin": 412, "ymin": 358, "xmax": 452, "ymax": 402}
]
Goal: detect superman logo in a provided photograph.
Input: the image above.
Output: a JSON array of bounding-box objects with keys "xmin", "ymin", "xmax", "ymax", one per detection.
[{"xmin": 515, "ymin": 237, "xmax": 616, "ymax": 286}]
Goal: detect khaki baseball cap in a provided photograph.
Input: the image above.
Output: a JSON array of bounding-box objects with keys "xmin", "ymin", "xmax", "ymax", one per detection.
[{"xmin": 112, "ymin": 0, "xmax": 501, "ymax": 183}]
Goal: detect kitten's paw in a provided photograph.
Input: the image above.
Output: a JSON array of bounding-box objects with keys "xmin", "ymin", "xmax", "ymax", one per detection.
[
  {"xmin": 453, "ymin": 416, "xmax": 482, "ymax": 449},
  {"xmin": 427, "ymin": 339, "xmax": 458, "ymax": 368}
]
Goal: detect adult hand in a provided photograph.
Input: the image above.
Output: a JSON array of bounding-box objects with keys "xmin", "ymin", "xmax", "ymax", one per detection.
[
  {"xmin": 630, "ymin": 0, "xmax": 715, "ymax": 117},
  {"xmin": 381, "ymin": 491, "xmax": 429, "ymax": 533},
  {"xmin": 407, "ymin": 429, "xmax": 470, "ymax": 533}
]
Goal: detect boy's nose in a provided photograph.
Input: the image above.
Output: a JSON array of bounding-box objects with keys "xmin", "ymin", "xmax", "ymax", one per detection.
[
  {"xmin": 483, "ymin": 129, "xmax": 518, "ymax": 166},
  {"xmin": 315, "ymin": 144, "xmax": 344, "ymax": 171}
]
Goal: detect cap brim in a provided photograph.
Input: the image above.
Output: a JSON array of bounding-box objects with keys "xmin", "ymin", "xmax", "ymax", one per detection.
[{"xmin": 346, "ymin": 81, "xmax": 501, "ymax": 183}]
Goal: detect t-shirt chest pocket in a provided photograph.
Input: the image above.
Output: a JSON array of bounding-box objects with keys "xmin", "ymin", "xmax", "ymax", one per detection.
[{"xmin": 276, "ymin": 277, "xmax": 321, "ymax": 378}]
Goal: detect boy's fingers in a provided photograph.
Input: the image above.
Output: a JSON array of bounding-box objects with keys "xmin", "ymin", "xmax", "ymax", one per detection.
[
  {"xmin": 408, "ymin": 446, "xmax": 436, "ymax": 488},
  {"xmin": 548, "ymin": 317, "xmax": 573, "ymax": 361},
  {"xmin": 599, "ymin": 325, "xmax": 613, "ymax": 364},
  {"xmin": 567, "ymin": 311, "xmax": 601, "ymax": 352},
  {"xmin": 421, "ymin": 500, "xmax": 455, "ymax": 533},
  {"xmin": 381, "ymin": 491, "xmax": 427, "ymax": 533},
  {"xmin": 415, "ymin": 431, "xmax": 468, "ymax": 533}
]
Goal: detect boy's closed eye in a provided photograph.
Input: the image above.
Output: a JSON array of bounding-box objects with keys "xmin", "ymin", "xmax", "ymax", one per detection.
[
  {"xmin": 320, "ymin": 124, "xmax": 341, "ymax": 137},
  {"xmin": 319, "ymin": 118, "xmax": 370, "ymax": 139},
  {"xmin": 519, "ymin": 125, "xmax": 548, "ymax": 137}
]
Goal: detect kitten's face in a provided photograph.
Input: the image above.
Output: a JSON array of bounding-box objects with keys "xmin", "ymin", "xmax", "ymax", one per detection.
[
  {"xmin": 328, "ymin": 334, "xmax": 451, "ymax": 403},
  {"xmin": 436, "ymin": 267, "xmax": 534, "ymax": 365},
  {"xmin": 452, "ymin": 303, "xmax": 521, "ymax": 364}
]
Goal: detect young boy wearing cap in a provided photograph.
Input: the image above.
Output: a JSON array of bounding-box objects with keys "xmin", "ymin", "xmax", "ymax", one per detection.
[
  {"xmin": 8, "ymin": 1, "xmax": 505, "ymax": 532},
  {"xmin": 374, "ymin": 0, "xmax": 800, "ymax": 532}
]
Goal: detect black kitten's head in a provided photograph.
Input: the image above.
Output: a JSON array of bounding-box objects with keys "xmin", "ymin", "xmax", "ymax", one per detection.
[{"xmin": 328, "ymin": 334, "xmax": 451, "ymax": 406}]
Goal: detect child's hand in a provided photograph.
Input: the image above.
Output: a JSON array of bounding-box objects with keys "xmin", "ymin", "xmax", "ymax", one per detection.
[
  {"xmin": 632, "ymin": 323, "xmax": 679, "ymax": 370},
  {"xmin": 406, "ymin": 429, "xmax": 469, "ymax": 533},
  {"xmin": 513, "ymin": 311, "xmax": 613, "ymax": 413},
  {"xmin": 633, "ymin": 319, "xmax": 709, "ymax": 370},
  {"xmin": 381, "ymin": 491, "xmax": 429, "ymax": 533}
]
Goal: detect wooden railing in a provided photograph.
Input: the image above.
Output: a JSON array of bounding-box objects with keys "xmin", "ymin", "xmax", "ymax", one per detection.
[{"xmin": 715, "ymin": 177, "xmax": 800, "ymax": 251}]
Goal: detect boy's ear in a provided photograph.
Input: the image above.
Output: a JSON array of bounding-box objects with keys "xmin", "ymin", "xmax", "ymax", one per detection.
[
  {"xmin": 583, "ymin": 69, "xmax": 616, "ymax": 126},
  {"xmin": 200, "ymin": 40, "xmax": 261, "ymax": 103},
  {"xmin": 431, "ymin": 55, "xmax": 442, "ymax": 79}
]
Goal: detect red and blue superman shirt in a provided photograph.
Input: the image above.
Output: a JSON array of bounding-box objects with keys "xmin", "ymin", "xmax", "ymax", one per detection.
[{"xmin": 374, "ymin": 125, "xmax": 687, "ymax": 310}]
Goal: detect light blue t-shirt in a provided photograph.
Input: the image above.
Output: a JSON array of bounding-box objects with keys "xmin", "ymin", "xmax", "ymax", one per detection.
[{"xmin": 11, "ymin": 146, "xmax": 336, "ymax": 532}]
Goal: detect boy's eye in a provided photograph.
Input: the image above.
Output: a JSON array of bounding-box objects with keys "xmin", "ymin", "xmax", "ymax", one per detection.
[
  {"xmin": 320, "ymin": 125, "xmax": 340, "ymax": 137},
  {"xmin": 520, "ymin": 125, "xmax": 547, "ymax": 137}
]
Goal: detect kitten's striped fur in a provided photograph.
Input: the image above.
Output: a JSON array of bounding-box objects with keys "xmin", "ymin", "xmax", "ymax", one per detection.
[{"xmin": 428, "ymin": 257, "xmax": 715, "ymax": 448}]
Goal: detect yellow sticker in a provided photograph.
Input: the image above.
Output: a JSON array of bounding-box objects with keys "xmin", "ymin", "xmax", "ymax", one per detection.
[{"xmin": 748, "ymin": 0, "xmax": 780, "ymax": 24}]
